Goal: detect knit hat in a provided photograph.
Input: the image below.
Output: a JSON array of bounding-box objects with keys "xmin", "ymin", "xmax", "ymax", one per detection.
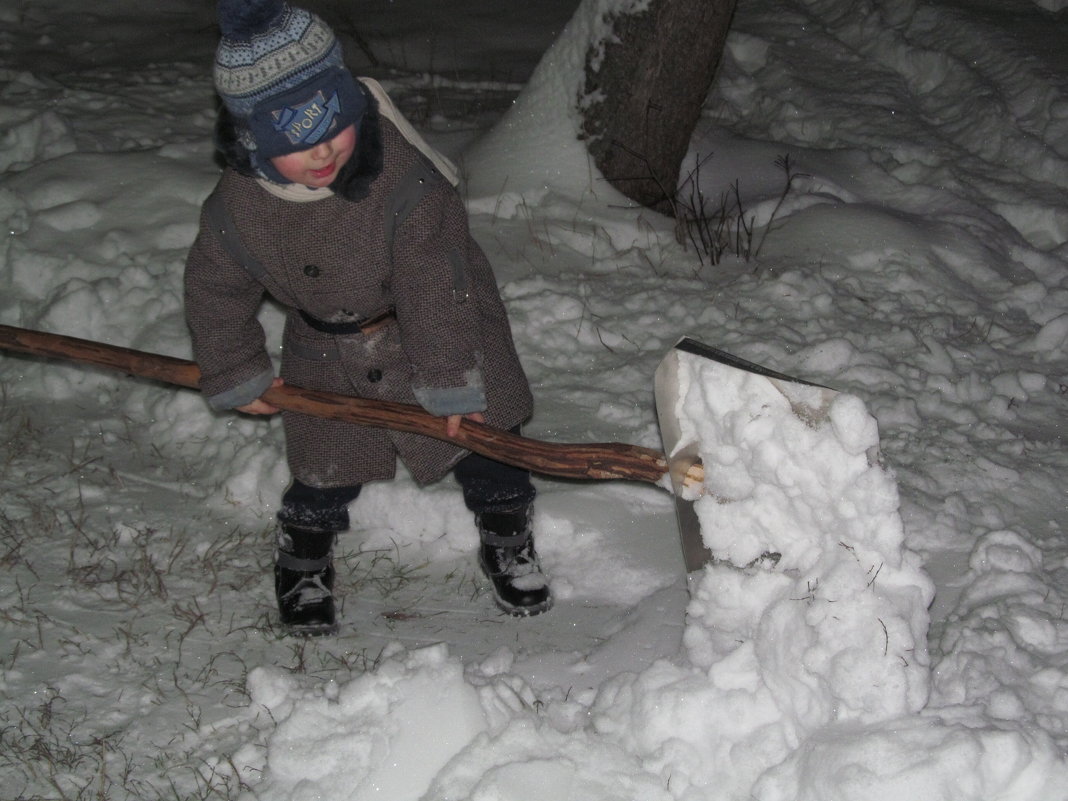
[{"xmin": 214, "ymin": 0, "xmax": 367, "ymax": 165}]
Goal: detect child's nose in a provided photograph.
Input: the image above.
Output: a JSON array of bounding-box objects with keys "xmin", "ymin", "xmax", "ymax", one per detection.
[{"xmin": 311, "ymin": 141, "xmax": 332, "ymax": 159}]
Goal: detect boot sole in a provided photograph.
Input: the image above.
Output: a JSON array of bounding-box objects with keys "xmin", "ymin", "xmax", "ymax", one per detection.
[
  {"xmin": 283, "ymin": 619, "xmax": 339, "ymax": 637},
  {"xmin": 493, "ymin": 594, "xmax": 554, "ymax": 617}
]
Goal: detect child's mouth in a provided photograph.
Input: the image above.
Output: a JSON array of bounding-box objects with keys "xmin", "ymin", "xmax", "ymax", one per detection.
[{"xmin": 310, "ymin": 163, "xmax": 336, "ymax": 180}]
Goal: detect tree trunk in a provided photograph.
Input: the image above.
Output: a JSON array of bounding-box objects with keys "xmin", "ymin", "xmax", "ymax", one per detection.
[{"xmin": 579, "ymin": 0, "xmax": 737, "ymax": 216}]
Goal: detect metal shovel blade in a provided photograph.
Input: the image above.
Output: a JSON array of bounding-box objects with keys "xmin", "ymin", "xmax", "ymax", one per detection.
[{"xmin": 654, "ymin": 337, "xmax": 839, "ymax": 573}]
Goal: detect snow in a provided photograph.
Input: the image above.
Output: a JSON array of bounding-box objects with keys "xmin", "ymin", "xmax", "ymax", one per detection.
[{"xmin": 1, "ymin": 0, "xmax": 1067, "ymax": 799}]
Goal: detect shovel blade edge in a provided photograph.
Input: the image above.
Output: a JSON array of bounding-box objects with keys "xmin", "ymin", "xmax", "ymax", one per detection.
[{"xmin": 654, "ymin": 340, "xmax": 713, "ymax": 573}]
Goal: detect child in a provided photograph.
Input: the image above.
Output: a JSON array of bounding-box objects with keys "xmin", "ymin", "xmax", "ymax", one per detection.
[{"xmin": 184, "ymin": 0, "xmax": 551, "ymax": 635}]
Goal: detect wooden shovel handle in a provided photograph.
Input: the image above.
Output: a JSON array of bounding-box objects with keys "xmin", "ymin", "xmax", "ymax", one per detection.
[{"xmin": 0, "ymin": 324, "xmax": 672, "ymax": 484}]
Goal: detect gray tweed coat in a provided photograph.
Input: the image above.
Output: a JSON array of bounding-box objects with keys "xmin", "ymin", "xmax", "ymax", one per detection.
[{"xmin": 184, "ymin": 115, "xmax": 532, "ymax": 488}]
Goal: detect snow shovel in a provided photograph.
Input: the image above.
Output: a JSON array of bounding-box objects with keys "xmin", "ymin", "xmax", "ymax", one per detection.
[{"xmin": 0, "ymin": 325, "xmax": 836, "ymax": 572}]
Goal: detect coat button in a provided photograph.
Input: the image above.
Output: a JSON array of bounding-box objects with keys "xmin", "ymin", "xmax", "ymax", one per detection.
[
  {"xmin": 303, "ymin": 264, "xmax": 320, "ymax": 277},
  {"xmin": 367, "ymin": 368, "xmax": 383, "ymax": 383}
]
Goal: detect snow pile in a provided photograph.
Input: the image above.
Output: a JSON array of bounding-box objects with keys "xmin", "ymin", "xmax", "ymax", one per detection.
[
  {"xmin": 0, "ymin": 104, "xmax": 75, "ymax": 172},
  {"xmin": 754, "ymin": 712, "xmax": 1068, "ymax": 801},
  {"xmin": 582, "ymin": 353, "xmax": 933, "ymax": 797},
  {"xmin": 227, "ymin": 645, "xmax": 487, "ymax": 801}
]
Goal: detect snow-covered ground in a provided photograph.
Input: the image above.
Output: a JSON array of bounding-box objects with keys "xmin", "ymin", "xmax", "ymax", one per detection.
[{"xmin": 1, "ymin": 0, "xmax": 1066, "ymax": 799}]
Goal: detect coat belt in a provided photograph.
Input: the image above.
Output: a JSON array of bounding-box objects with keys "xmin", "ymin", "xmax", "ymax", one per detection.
[{"xmin": 299, "ymin": 305, "xmax": 396, "ymax": 336}]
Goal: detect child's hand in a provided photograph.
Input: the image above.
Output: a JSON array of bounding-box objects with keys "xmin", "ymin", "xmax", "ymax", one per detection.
[
  {"xmin": 236, "ymin": 377, "xmax": 284, "ymax": 415},
  {"xmin": 446, "ymin": 412, "xmax": 484, "ymax": 437}
]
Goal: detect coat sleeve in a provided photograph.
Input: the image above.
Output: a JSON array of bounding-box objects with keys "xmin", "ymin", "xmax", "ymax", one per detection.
[
  {"xmin": 389, "ymin": 176, "xmax": 490, "ymax": 417},
  {"xmin": 183, "ymin": 202, "xmax": 274, "ymax": 410}
]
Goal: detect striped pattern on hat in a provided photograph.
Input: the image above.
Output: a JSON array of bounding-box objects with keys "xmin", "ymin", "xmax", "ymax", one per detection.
[{"xmin": 214, "ymin": 1, "xmax": 344, "ymax": 120}]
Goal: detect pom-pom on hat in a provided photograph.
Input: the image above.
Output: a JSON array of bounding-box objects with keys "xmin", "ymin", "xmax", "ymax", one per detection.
[{"xmin": 214, "ymin": 0, "xmax": 366, "ymax": 166}]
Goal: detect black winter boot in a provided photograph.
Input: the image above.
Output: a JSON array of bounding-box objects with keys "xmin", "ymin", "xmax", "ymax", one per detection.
[
  {"xmin": 274, "ymin": 526, "xmax": 338, "ymax": 636},
  {"xmin": 477, "ymin": 507, "xmax": 552, "ymax": 616}
]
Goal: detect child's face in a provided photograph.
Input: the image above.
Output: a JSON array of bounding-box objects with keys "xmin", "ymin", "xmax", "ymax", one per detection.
[{"xmin": 269, "ymin": 124, "xmax": 357, "ymax": 188}]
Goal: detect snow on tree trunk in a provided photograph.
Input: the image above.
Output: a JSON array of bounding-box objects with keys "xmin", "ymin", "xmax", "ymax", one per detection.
[
  {"xmin": 579, "ymin": 0, "xmax": 737, "ymax": 216},
  {"xmin": 463, "ymin": 0, "xmax": 734, "ymax": 215}
]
